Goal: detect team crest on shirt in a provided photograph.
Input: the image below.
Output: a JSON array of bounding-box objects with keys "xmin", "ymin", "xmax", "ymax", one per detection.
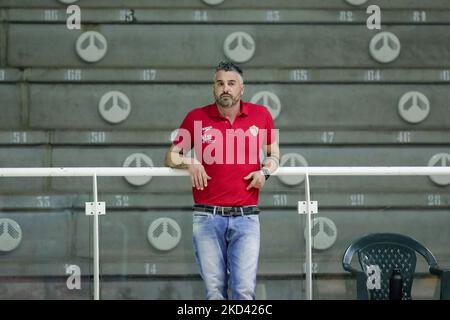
[{"xmin": 249, "ymin": 125, "xmax": 259, "ymax": 137}]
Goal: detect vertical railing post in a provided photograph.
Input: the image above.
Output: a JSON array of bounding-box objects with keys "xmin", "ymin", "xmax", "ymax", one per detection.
[
  {"xmin": 304, "ymin": 172, "xmax": 313, "ymax": 300},
  {"xmin": 92, "ymin": 174, "xmax": 100, "ymax": 300}
]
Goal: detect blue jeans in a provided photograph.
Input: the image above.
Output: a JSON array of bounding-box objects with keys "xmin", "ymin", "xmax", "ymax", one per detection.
[{"xmin": 192, "ymin": 210, "xmax": 260, "ymax": 300}]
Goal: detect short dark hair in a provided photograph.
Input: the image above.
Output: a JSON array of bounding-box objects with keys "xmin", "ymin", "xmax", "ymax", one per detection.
[{"xmin": 215, "ymin": 61, "xmax": 243, "ymax": 76}]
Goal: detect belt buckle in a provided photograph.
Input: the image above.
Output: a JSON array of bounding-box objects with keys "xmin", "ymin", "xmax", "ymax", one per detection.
[{"xmin": 220, "ymin": 206, "xmax": 232, "ymax": 217}]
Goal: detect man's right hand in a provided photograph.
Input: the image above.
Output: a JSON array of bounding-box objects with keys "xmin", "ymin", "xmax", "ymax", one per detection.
[{"xmin": 187, "ymin": 162, "xmax": 211, "ymax": 190}]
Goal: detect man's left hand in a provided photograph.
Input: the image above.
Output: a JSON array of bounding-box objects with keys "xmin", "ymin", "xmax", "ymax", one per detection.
[{"xmin": 244, "ymin": 171, "xmax": 266, "ymax": 190}]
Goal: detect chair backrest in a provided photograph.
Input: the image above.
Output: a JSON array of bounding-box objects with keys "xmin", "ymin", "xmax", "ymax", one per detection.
[{"xmin": 342, "ymin": 233, "xmax": 439, "ymax": 300}]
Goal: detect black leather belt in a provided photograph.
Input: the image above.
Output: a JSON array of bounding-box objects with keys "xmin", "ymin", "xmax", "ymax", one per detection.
[{"xmin": 193, "ymin": 204, "xmax": 260, "ymax": 216}]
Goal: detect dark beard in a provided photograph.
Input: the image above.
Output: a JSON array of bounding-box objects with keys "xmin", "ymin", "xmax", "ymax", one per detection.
[{"xmin": 215, "ymin": 94, "xmax": 240, "ymax": 108}]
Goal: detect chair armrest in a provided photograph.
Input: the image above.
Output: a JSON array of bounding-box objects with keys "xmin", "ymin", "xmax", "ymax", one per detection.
[
  {"xmin": 430, "ymin": 267, "xmax": 450, "ymax": 300},
  {"xmin": 343, "ymin": 263, "xmax": 360, "ymax": 274},
  {"xmin": 343, "ymin": 264, "xmax": 369, "ymax": 300}
]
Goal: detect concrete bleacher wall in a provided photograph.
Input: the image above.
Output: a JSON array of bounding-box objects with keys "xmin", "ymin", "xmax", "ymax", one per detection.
[{"xmin": 0, "ymin": 0, "xmax": 449, "ymax": 299}]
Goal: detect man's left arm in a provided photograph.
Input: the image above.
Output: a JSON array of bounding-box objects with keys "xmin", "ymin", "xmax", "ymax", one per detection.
[
  {"xmin": 244, "ymin": 110, "xmax": 279, "ymax": 190},
  {"xmin": 261, "ymin": 142, "xmax": 280, "ymax": 177},
  {"xmin": 244, "ymin": 142, "xmax": 280, "ymax": 190}
]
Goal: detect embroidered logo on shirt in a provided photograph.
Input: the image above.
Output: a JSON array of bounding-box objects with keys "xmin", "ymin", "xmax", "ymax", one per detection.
[
  {"xmin": 202, "ymin": 134, "xmax": 215, "ymax": 144},
  {"xmin": 202, "ymin": 126, "xmax": 212, "ymax": 133},
  {"xmin": 201, "ymin": 126, "xmax": 215, "ymax": 144},
  {"xmin": 249, "ymin": 125, "xmax": 259, "ymax": 137}
]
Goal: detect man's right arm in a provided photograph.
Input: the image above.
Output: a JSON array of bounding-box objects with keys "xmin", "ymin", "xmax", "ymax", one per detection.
[
  {"xmin": 164, "ymin": 144, "xmax": 194, "ymax": 169},
  {"xmin": 164, "ymin": 145, "xmax": 211, "ymax": 190}
]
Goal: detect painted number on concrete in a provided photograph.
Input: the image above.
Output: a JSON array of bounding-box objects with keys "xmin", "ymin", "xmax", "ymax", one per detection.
[
  {"xmin": 36, "ymin": 196, "xmax": 51, "ymax": 208},
  {"xmin": 88, "ymin": 131, "xmax": 106, "ymax": 143},
  {"xmin": 114, "ymin": 195, "xmax": 130, "ymax": 207},
  {"xmin": 273, "ymin": 194, "xmax": 287, "ymax": 206},
  {"xmin": 427, "ymin": 194, "xmax": 441, "ymax": 206},
  {"xmin": 266, "ymin": 11, "xmax": 280, "ymax": 22},
  {"xmin": 194, "ymin": 10, "xmax": 208, "ymax": 22},
  {"xmin": 120, "ymin": 9, "xmax": 135, "ymax": 22},
  {"xmin": 395, "ymin": 131, "xmax": 411, "ymax": 144},
  {"xmin": 339, "ymin": 11, "xmax": 353, "ymax": 22},
  {"xmin": 145, "ymin": 263, "xmax": 157, "ymax": 275},
  {"xmin": 350, "ymin": 194, "xmax": 365, "ymax": 206},
  {"xmin": 412, "ymin": 11, "xmax": 427, "ymax": 22},
  {"xmin": 303, "ymin": 262, "xmax": 319, "ymax": 273},
  {"xmin": 65, "ymin": 69, "xmax": 82, "ymax": 81},
  {"xmin": 365, "ymin": 70, "xmax": 382, "ymax": 81},
  {"xmin": 321, "ymin": 132, "xmax": 335, "ymax": 143},
  {"xmin": 44, "ymin": 10, "xmax": 59, "ymax": 21},
  {"xmin": 142, "ymin": 69, "xmax": 157, "ymax": 81},
  {"xmin": 11, "ymin": 132, "xmax": 27, "ymax": 144},
  {"xmin": 440, "ymin": 70, "xmax": 450, "ymax": 81},
  {"xmin": 291, "ymin": 69, "xmax": 309, "ymax": 81}
]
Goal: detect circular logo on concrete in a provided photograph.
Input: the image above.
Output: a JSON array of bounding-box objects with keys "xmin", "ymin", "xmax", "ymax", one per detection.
[
  {"xmin": 223, "ymin": 32, "xmax": 255, "ymax": 63},
  {"xmin": 0, "ymin": 218, "xmax": 22, "ymax": 252},
  {"xmin": 98, "ymin": 91, "xmax": 131, "ymax": 124},
  {"xmin": 122, "ymin": 153, "xmax": 154, "ymax": 186},
  {"xmin": 250, "ymin": 91, "xmax": 281, "ymax": 120},
  {"xmin": 147, "ymin": 218, "xmax": 182, "ymax": 251},
  {"xmin": 278, "ymin": 153, "xmax": 308, "ymax": 186},
  {"xmin": 76, "ymin": 31, "xmax": 108, "ymax": 63},
  {"xmin": 369, "ymin": 32, "xmax": 401, "ymax": 64},
  {"xmin": 398, "ymin": 91, "xmax": 430, "ymax": 124},
  {"xmin": 304, "ymin": 217, "xmax": 337, "ymax": 250},
  {"xmin": 345, "ymin": 0, "xmax": 368, "ymax": 5},
  {"xmin": 59, "ymin": 0, "xmax": 79, "ymax": 3},
  {"xmin": 428, "ymin": 153, "xmax": 450, "ymax": 186},
  {"xmin": 203, "ymin": 0, "xmax": 225, "ymax": 5}
]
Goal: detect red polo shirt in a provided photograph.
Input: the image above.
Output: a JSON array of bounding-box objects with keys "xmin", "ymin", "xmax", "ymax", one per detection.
[{"xmin": 173, "ymin": 101, "xmax": 276, "ymax": 206}]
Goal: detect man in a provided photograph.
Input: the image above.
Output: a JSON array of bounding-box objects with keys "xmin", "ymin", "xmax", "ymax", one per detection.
[{"xmin": 165, "ymin": 61, "xmax": 280, "ymax": 300}]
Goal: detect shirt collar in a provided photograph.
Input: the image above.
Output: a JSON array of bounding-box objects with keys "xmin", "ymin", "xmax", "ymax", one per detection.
[{"xmin": 208, "ymin": 101, "xmax": 248, "ymax": 118}]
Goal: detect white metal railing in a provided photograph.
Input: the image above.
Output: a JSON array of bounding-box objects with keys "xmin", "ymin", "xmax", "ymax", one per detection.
[{"xmin": 1, "ymin": 166, "xmax": 450, "ymax": 300}]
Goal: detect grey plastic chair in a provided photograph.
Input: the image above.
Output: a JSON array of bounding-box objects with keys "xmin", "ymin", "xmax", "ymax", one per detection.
[{"xmin": 342, "ymin": 233, "xmax": 450, "ymax": 300}]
